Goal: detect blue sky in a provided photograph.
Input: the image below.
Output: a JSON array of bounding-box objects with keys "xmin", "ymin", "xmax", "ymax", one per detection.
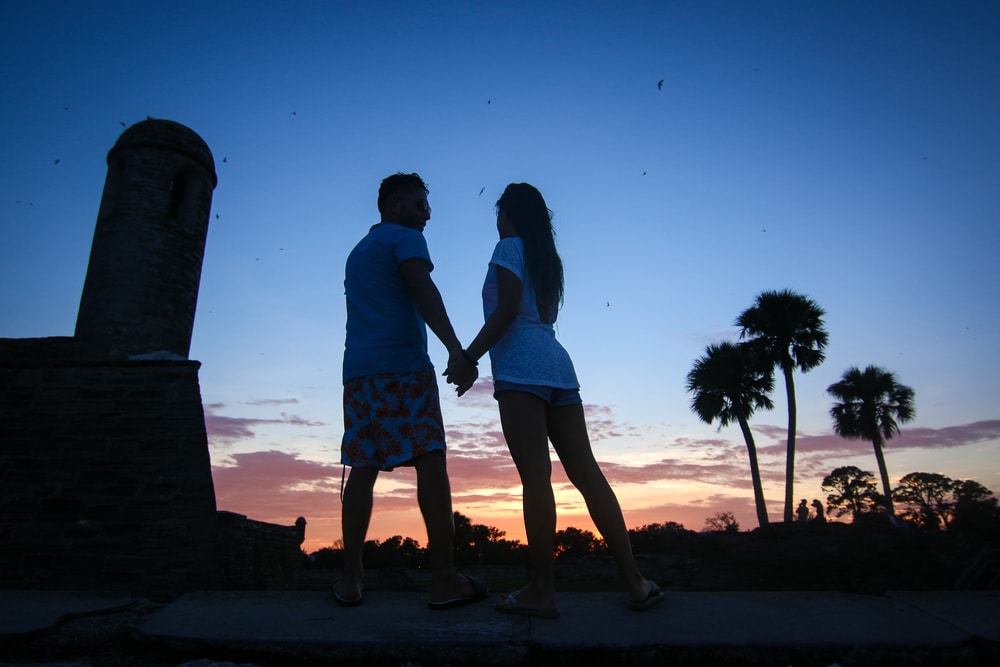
[{"xmin": 3, "ymin": 1, "xmax": 998, "ymax": 551}]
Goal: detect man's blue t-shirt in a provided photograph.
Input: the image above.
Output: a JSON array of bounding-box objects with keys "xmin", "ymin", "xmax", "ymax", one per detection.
[{"xmin": 343, "ymin": 222, "xmax": 433, "ymax": 381}]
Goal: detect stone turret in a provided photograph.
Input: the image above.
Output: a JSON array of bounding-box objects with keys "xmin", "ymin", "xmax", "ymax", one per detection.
[
  {"xmin": 1, "ymin": 120, "xmax": 304, "ymax": 598},
  {"xmin": 75, "ymin": 119, "xmax": 217, "ymax": 359}
]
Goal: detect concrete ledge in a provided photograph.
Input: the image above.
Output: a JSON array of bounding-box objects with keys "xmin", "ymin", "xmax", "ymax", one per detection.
[
  {"xmin": 133, "ymin": 590, "xmax": 998, "ymax": 665},
  {"xmin": 2, "ymin": 589, "xmax": 997, "ymax": 666},
  {"xmin": 0, "ymin": 590, "xmax": 135, "ymax": 638}
]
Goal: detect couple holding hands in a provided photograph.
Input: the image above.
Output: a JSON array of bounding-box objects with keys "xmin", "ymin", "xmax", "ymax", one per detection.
[{"xmin": 334, "ymin": 173, "xmax": 662, "ymax": 618}]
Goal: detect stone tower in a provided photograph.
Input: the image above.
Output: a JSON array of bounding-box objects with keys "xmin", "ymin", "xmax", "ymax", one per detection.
[
  {"xmin": 75, "ymin": 119, "xmax": 217, "ymax": 359},
  {"xmin": 2, "ymin": 120, "xmax": 305, "ymax": 598}
]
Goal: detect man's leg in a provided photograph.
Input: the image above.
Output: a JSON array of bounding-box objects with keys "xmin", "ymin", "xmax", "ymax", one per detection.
[
  {"xmin": 334, "ymin": 465, "xmax": 379, "ymax": 602},
  {"xmin": 413, "ymin": 451, "xmax": 479, "ymax": 604}
]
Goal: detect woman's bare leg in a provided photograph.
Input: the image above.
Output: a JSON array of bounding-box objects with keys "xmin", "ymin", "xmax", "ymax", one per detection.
[
  {"xmin": 497, "ymin": 391, "xmax": 559, "ymax": 614},
  {"xmin": 548, "ymin": 403, "xmax": 657, "ymax": 604}
]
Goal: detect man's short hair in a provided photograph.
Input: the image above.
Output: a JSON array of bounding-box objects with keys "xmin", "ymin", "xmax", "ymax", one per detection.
[{"xmin": 378, "ymin": 172, "xmax": 428, "ymax": 215}]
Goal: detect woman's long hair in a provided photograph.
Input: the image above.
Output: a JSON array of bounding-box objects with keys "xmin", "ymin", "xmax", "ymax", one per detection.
[{"xmin": 496, "ymin": 183, "xmax": 564, "ymax": 322}]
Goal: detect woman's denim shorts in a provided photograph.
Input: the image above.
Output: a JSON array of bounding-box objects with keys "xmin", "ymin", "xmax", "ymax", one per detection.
[{"xmin": 493, "ymin": 379, "xmax": 582, "ymax": 407}]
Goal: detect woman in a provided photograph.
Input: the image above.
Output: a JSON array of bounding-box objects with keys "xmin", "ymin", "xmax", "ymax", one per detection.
[{"xmin": 454, "ymin": 183, "xmax": 662, "ymax": 617}]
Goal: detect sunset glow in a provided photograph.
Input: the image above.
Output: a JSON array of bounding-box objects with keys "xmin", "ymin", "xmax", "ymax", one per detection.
[{"xmin": 3, "ymin": 2, "xmax": 998, "ymax": 555}]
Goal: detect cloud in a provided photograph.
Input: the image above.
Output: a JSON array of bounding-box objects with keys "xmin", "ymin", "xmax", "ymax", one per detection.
[
  {"xmin": 213, "ymin": 450, "xmax": 344, "ymax": 521},
  {"xmin": 204, "ymin": 403, "xmax": 326, "ymax": 444},
  {"xmin": 279, "ymin": 412, "xmax": 325, "ymax": 427},
  {"xmin": 245, "ymin": 398, "xmax": 300, "ymax": 406},
  {"xmin": 210, "ymin": 416, "xmax": 1000, "ymax": 552},
  {"xmin": 757, "ymin": 420, "xmax": 1000, "ymax": 457},
  {"xmin": 894, "ymin": 420, "xmax": 1000, "ymax": 449}
]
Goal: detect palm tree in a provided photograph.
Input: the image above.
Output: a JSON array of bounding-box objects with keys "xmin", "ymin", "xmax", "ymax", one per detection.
[
  {"xmin": 736, "ymin": 289, "xmax": 828, "ymax": 522},
  {"xmin": 827, "ymin": 365, "xmax": 915, "ymax": 516},
  {"xmin": 686, "ymin": 341, "xmax": 775, "ymax": 527}
]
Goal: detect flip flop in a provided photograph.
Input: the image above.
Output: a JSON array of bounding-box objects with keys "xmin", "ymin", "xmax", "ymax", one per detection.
[
  {"xmin": 426, "ymin": 573, "xmax": 489, "ymax": 610},
  {"xmin": 332, "ymin": 578, "xmax": 363, "ymax": 607},
  {"xmin": 627, "ymin": 581, "xmax": 663, "ymax": 611},
  {"xmin": 494, "ymin": 592, "xmax": 560, "ymax": 619}
]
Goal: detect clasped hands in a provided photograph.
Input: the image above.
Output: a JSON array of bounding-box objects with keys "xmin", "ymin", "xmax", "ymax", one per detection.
[{"xmin": 443, "ymin": 349, "xmax": 478, "ymax": 397}]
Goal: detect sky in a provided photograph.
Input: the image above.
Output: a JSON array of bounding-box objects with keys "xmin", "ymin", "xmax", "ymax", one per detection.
[{"xmin": 2, "ymin": 1, "xmax": 999, "ymax": 554}]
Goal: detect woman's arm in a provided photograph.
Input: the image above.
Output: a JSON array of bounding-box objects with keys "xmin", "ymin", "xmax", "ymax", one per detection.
[{"xmin": 464, "ymin": 265, "xmax": 521, "ymax": 364}]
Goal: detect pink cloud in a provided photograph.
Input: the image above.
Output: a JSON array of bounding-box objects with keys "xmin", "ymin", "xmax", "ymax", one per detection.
[
  {"xmin": 210, "ymin": 417, "xmax": 1000, "ymax": 552},
  {"xmin": 204, "ymin": 403, "xmax": 326, "ymax": 444},
  {"xmin": 245, "ymin": 398, "xmax": 300, "ymax": 406},
  {"xmin": 758, "ymin": 420, "xmax": 1000, "ymax": 456}
]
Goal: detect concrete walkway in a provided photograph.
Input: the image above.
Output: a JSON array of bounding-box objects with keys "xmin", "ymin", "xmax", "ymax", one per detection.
[{"xmin": 1, "ymin": 589, "xmax": 998, "ymax": 666}]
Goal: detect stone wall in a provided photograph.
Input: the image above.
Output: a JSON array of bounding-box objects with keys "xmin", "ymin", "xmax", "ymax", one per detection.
[
  {"xmin": 1, "ymin": 120, "xmax": 307, "ymax": 599},
  {"xmin": 218, "ymin": 512, "xmax": 306, "ymax": 591},
  {"xmin": 0, "ymin": 337, "xmax": 222, "ymax": 599}
]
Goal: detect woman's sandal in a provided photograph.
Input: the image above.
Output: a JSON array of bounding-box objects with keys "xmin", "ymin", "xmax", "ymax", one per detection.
[
  {"xmin": 494, "ymin": 592, "xmax": 560, "ymax": 619},
  {"xmin": 626, "ymin": 581, "xmax": 663, "ymax": 611}
]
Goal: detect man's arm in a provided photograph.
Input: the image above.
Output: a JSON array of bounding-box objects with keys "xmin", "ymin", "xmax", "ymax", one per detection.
[{"xmin": 399, "ymin": 258, "xmax": 476, "ymax": 388}]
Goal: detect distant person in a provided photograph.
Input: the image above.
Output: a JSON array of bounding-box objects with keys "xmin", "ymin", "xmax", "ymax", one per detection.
[
  {"xmin": 451, "ymin": 183, "xmax": 662, "ymax": 618},
  {"xmin": 811, "ymin": 499, "xmax": 826, "ymax": 523},
  {"xmin": 796, "ymin": 499, "xmax": 809, "ymax": 522},
  {"xmin": 334, "ymin": 172, "xmax": 486, "ymax": 610}
]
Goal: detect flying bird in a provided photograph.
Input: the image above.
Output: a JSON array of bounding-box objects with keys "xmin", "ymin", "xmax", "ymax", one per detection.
[
  {"xmin": 657, "ymin": 79, "xmax": 663, "ymax": 90},
  {"xmin": 223, "ymin": 157, "xmax": 228, "ymax": 163},
  {"xmin": 120, "ymin": 122, "xmax": 126, "ymax": 127},
  {"xmin": 54, "ymin": 159, "xmax": 60, "ymax": 165},
  {"xmin": 479, "ymin": 187, "xmax": 485, "ymax": 196}
]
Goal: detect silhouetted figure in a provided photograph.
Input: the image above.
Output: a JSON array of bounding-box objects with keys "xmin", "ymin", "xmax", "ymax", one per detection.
[
  {"xmin": 334, "ymin": 172, "xmax": 485, "ymax": 611},
  {"xmin": 453, "ymin": 183, "xmax": 662, "ymax": 618},
  {"xmin": 812, "ymin": 499, "xmax": 826, "ymax": 522},
  {"xmin": 796, "ymin": 499, "xmax": 809, "ymax": 522}
]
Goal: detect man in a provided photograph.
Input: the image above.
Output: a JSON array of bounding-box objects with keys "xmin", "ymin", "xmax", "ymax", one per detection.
[{"xmin": 334, "ymin": 172, "xmax": 485, "ymax": 609}]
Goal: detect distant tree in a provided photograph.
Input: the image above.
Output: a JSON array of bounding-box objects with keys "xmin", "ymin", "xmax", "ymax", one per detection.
[
  {"xmin": 737, "ymin": 289, "xmax": 828, "ymax": 522},
  {"xmin": 686, "ymin": 341, "xmax": 774, "ymax": 527},
  {"xmin": 827, "ymin": 365, "xmax": 915, "ymax": 515},
  {"xmin": 308, "ymin": 546, "xmax": 344, "ymax": 569},
  {"xmin": 952, "ymin": 479, "xmax": 994, "ymax": 507},
  {"xmin": 628, "ymin": 521, "xmax": 688, "ymax": 554},
  {"xmin": 893, "ymin": 472, "xmax": 955, "ymax": 530},
  {"xmin": 480, "ymin": 536, "xmax": 528, "ymax": 565},
  {"xmin": 454, "ymin": 511, "xmax": 511, "ymax": 566},
  {"xmin": 822, "ymin": 466, "xmax": 881, "ymax": 519},
  {"xmin": 374, "ymin": 535, "xmax": 425, "ymax": 568},
  {"xmin": 554, "ymin": 526, "xmax": 602, "ymax": 558},
  {"xmin": 704, "ymin": 511, "xmax": 740, "ymax": 533},
  {"xmin": 949, "ymin": 480, "xmax": 1000, "ymax": 537}
]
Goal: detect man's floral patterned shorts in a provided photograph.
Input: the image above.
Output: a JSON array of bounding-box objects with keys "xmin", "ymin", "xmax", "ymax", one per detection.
[{"xmin": 341, "ymin": 365, "xmax": 446, "ymax": 471}]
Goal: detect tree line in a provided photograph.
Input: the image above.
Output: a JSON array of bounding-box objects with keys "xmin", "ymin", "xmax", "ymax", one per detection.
[
  {"xmin": 309, "ymin": 512, "xmax": 698, "ymax": 570},
  {"xmin": 822, "ymin": 466, "xmax": 998, "ymax": 532},
  {"xmin": 307, "ymin": 472, "xmax": 999, "ymax": 568}
]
